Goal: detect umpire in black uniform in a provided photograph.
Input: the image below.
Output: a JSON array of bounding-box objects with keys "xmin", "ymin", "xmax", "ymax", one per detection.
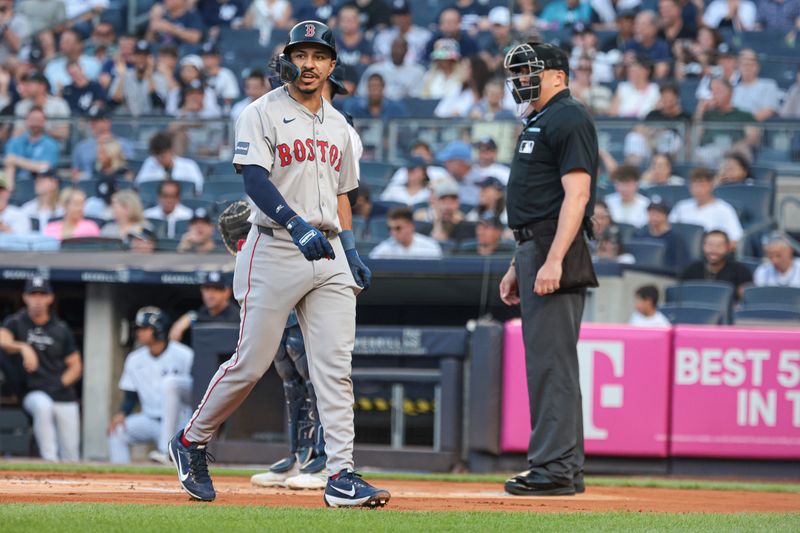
[{"xmin": 499, "ymin": 42, "xmax": 598, "ymax": 496}]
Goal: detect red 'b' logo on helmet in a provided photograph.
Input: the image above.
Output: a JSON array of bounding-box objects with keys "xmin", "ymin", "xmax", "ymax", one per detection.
[{"xmin": 305, "ymin": 24, "xmax": 315, "ymax": 38}]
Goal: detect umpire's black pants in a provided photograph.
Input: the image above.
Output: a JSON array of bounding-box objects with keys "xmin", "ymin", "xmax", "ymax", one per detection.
[{"xmin": 515, "ymin": 238, "xmax": 585, "ymax": 485}]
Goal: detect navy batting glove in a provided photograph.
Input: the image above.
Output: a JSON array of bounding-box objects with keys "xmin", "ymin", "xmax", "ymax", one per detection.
[
  {"xmin": 286, "ymin": 216, "xmax": 335, "ymax": 261},
  {"xmin": 340, "ymin": 230, "xmax": 371, "ymax": 290}
]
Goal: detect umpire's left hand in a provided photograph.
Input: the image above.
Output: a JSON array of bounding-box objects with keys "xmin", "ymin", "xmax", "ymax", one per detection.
[{"xmin": 534, "ymin": 258, "xmax": 562, "ymax": 296}]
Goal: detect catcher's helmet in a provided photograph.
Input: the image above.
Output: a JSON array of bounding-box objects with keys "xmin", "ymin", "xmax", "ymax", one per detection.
[
  {"xmin": 503, "ymin": 42, "xmax": 568, "ymax": 105},
  {"xmin": 134, "ymin": 306, "xmax": 169, "ymax": 341},
  {"xmin": 279, "ymin": 20, "xmax": 337, "ymax": 85}
]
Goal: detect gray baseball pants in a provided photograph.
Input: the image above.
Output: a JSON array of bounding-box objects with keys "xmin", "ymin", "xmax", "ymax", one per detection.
[{"xmin": 183, "ymin": 225, "xmax": 358, "ymax": 475}]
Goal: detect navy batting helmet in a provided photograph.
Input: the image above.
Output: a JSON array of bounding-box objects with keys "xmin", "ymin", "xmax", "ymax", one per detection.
[
  {"xmin": 135, "ymin": 306, "xmax": 169, "ymax": 341},
  {"xmin": 279, "ymin": 20, "xmax": 337, "ymax": 85}
]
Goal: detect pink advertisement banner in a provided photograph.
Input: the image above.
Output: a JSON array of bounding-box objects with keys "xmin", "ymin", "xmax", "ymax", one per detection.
[
  {"xmin": 501, "ymin": 321, "xmax": 672, "ymax": 457},
  {"xmin": 671, "ymin": 326, "xmax": 800, "ymax": 459}
]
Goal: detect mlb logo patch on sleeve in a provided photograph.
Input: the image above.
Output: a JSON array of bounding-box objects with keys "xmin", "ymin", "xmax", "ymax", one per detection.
[
  {"xmin": 235, "ymin": 141, "xmax": 250, "ymax": 155},
  {"xmin": 519, "ymin": 140, "xmax": 535, "ymax": 154}
]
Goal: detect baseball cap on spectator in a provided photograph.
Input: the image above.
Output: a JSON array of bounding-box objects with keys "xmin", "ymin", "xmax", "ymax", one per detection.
[
  {"xmin": 180, "ymin": 54, "xmax": 203, "ymax": 71},
  {"xmin": 717, "ymin": 43, "xmax": 737, "ymax": 58},
  {"xmin": 405, "ymin": 156, "xmax": 428, "ymax": 170},
  {"xmin": 24, "ymin": 276, "xmax": 53, "ymax": 294},
  {"xmin": 430, "ymin": 39, "xmax": 461, "ymax": 61},
  {"xmin": 478, "ymin": 210, "xmax": 504, "ymax": 229},
  {"xmin": 20, "ymin": 42, "xmax": 45, "ymax": 65},
  {"xmin": 87, "ymin": 106, "xmax": 110, "ymax": 121},
  {"xmin": 202, "ymin": 270, "xmax": 230, "ymax": 289},
  {"xmin": 572, "ymin": 22, "xmax": 591, "ymax": 35},
  {"xmin": 478, "ymin": 176, "xmax": 504, "ymax": 190},
  {"xmin": 488, "ymin": 6, "xmax": 510, "ymax": 26},
  {"xmin": 616, "ymin": 8, "xmax": 638, "ymax": 19},
  {"xmin": 184, "ymin": 78, "xmax": 205, "ymax": 94},
  {"xmin": 96, "ymin": 177, "xmax": 119, "ymax": 203},
  {"xmin": 435, "ymin": 180, "xmax": 460, "ymax": 199},
  {"xmin": 200, "ymin": 42, "xmax": 220, "ymax": 56},
  {"xmin": 134, "ymin": 40, "xmax": 151, "ymax": 55},
  {"xmin": 474, "ymin": 137, "xmax": 497, "ymax": 150},
  {"xmin": 127, "ymin": 227, "xmax": 157, "ymax": 244},
  {"xmin": 391, "ymin": 0, "xmax": 411, "ymax": 14},
  {"xmin": 190, "ymin": 207, "xmax": 212, "ymax": 224},
  {"xmin": 647, "ymin": 195, "xmax": 670, "ymax": 215},
  {"xmin": 436, "ymin": 140, "xmax": 472, "ymax": 163},
  {"xmin": 22, "ymin": 71, "xmax": 48, "ymax": 85}
]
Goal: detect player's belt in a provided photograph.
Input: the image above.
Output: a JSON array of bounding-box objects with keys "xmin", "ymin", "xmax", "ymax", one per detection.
[{"xmin": 257, "ymin": 225, "xmax": 337, "ymax": 239}]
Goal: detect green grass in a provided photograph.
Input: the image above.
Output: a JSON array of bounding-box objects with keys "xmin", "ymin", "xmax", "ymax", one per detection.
[
  {"xmin": 1, "ymin": 461, "xmax": 799, "ymax": 494},
  {"xmin": 2, "ymin": 504, "xmax": 799, "ymax": 533}
]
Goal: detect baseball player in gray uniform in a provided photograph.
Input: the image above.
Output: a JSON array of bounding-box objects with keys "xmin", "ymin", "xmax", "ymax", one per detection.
[{"xmin": 169, "ymin": 20, "xmax": 390, "ymax": 508}]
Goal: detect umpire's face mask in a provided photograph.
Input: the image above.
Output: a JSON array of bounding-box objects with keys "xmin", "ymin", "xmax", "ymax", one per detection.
[{"xmin": 504, "ymin": 43, "xmax": 545, "ymax": 105}]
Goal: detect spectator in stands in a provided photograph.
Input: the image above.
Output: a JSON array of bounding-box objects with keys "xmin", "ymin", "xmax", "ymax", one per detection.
[
  {"xmin": 155, "ymin": 45, "xmax": 180, "ymax": 93},
  {"xmin": 62, "ymin": 0, "xmax": 107, "ymax": 32},
  {"xmin": 177, "ymin": 207, "xmax": 216, "ymax": 253},
  {"xmin": 109, "ymin": 40, "xmax": 169, "ymax": 117},
  {"xmin": 171, "ymin": 79, "xmax": 225, "ymax": 157},
  {"xmin": 86, "ymin": 21, "xmax": 118, "ymax": 58},
  {"xmin": 605, "ymin": 165, "xmax": 650, "ymax": 227},
  {"xmin": 352, "ymin": 183, "xmax": 373, "ymax": 219},
  {"xmin": 107, "ymin": 306, "xmax": 194, "ymax": 464},
  {"xmin": 478, "ymin": 7, "xmax": 514, "ymax": 73},
  {"xmin": 694, "ymin": 77, "xmax": 757, "ymax": 160},
  {"xmin": 434, "ymin": 56, "xmax": 491, "ymax": 118},
  {"xmin": 423, "ymin": 8, "xmax": 478, "ymax": 61},
  {"xmin": 470, "ymin": 210, "xmax": 505, "ymax": 256},
  {"xmin": 231, "ymin": 70, "xmax": 268, "ymax": 122},
  {"xmin": 436, "ymin": 140, "xmax": 480, "ymax": 205},
  {"xmin": 44, "ymin": 29, "xmax": 102, "ymax": 92},
  {"xmin": 357, "ymin": 37, "xmax": 425, "ymax": 100},
  {"xmin": 4, "ymin": 107, "xmax": 60, "ymax": 185},
  {"xmin": 660, "ymin": 0, "xmax": 697, "ymax": 47},
  {"xmin": 0, "ymin": 276, "xmax": 82, "ymax": 462},
  {"xmin": 167, "ymin": 54, "xmax": 222, "ymax": 117},
  {"xmin": 201, "ymin": 0, "xmax": 246, "ymax": 36},
  {"xmin": 0, "ymin": 173, "xmax": 31, "ymax": 234},
  {"xmin": 471, "ymin": 137, "xmax": 510, "ymax": 185},
  {"xmin": 94, "ymin": 138, "xmax": 133, "ymax": 184},
  {"xmin": 14, "ymin": 72, "xmax": 70, "ymax": 141},
  {"xmin": 451, "ymin": 0, "xmax": 489, "ymax": 32},
  {"xmin": 169, "ymin": 271, "xmax": 238, "ymax": 343},
  {"xmin": 681, "ymin": 230, "xmax": 752, "ymax": 298},
  {"xmin": 370, "ymin": 206, "xmax": 443, "ymax": 259},
  {"xmin": 696, "ymin": 44, "xmax": 740, "ymax": 102},
  {"xmin": 424, "ymin": 180, "xmax": 473, "ymax": 242},
  {"xmin": 703, "ymin": 0, "xmax": 757, "ymax": 31},
  {"xmin": 754, "ymin": 232, "xmax": 800, "ymax": 287},
  {"xmin": 601, "ymin": 9, "xmax": 636, "ymax": 53},
  {"xmin": 715, "ymin": 151, "xmax": 753, "ymax": 185},
  {"xmin": 21, "ymin": 169, "xmax": 62, "ymax": 229},
  {"xmin": 670, "ymin": 167, "xmax": 744, "ymax": 245},
  {"xmin": 95, "ymin": 33, "xmax": 135, "ymax": 91},
  {"xmin": 83, "ymin": 176, "xmax": 119, "ymax": 221},
  {"xmin": 569, "ymin": 24, "xmax": 617, "ymax": 84},
  {"xmin": 200, "ymin": 42, "xmax": 240, "ymax": 110},
  {"xmin": 43, "ymin": 188, "xmax": 101, "ymax": 240},
  {"xmin": 336, "ymin": 4, "xmax": 373, "ymax": 68},
  {"xmin": 388, "ymin": 141, "xmax": 451, "ymax": 187},
  {"xmin": 72, "ymin": 107, "xmax": 134, "ymax": 180},
  {"xmin": 468, "ymin": 78, "xmax": 517, "ymax": 120},
  {"xmin": 373, "ymin": 0, "xmax": 430, "ymax": 64},
  {"xmin": 143, "ymin": 180, "xmax": 193, "ymax": 238},
  {"xmin": 595, "ymin": 227, "xmax": 636, "ymax": 264},
  {"xmin": 569, "ymin": 55, "xmax": 613, "ymax": 115},
  {"xmin": 421, "ymin": 39, "xmax": 465, "ymax": 99},
  {"xmin": 101, "ymin": 189, "xmax": 149, "ymax": 239},
  {"xmin": 629, "ymin": 284, "xmax": 671, "ymax": 326},
  {"xmin": 591, "ymin": 200, "xmax": 613, "ymax": 242},
  {"xmin": 465, "ymin": 177, "xmax": 507, "ymax": 224},
  {"xmin": 756, "ymin": 0, "xmax": 800, "ymax": 31},
  {"xmin": 244, "ymin": 0, "xmax": 292, "ymax": 47},
  {"xmin": 609, "ymin": 57, "xmax": 661, "ymax": 118},
  {"xmin": 344, "ymin": 72, "xmax": 408, "ymax": 120},
  {"xmin": 127, "ymin": 227, "xmax": 158, "ymax": 253},
  {"xmin": 136, "ymin": 132, "xmax": 205, "ymax": 194},
  {"xmin": 641, "ymin": 153, "xmax": 686, "ymax": 187},
  {"xmin": 634, "ymin": 198, "xmax": 691, "ymax": 270},
  {"xmin": 674, "ymin": 25, "xmax": 723, "ymax": 83},
  {"xmin": 731, "ymin": 49, "xmax": 781, "ymax": 121},
  {"xmin": 380, "ymin": 157, "xmax": 431, "ymax": 206},
  {"xmin": 624, "ymin": 11, "xmax": 672, "ymax": 79},
  {"xmin": 147, "ymin": 0, "xmax": 205, "ymax": 46},
  {"xmin": 539, "ymin": 0, "xmax": 592, "ymax": 29},
  {"xmin": 16, "ymin": 0, "xmax": 65, "ymax": 43},
  {"xmin": 61, "ymin": 62, "xmax": 107, "ymax": 116},
  {"xmin": 646, "ymin": 83, "xmax": 691, "ymax": 122},
  {"xmin": 293, "ymin": 0, "xmax": 333, "ymax": 24},
  {"xmin": 780, "ymin": 66, "xmax": 800, "ymax": 118},
  {"xmin": 0, "ymin": 0, "xmax": 32, "ymax": 66}
]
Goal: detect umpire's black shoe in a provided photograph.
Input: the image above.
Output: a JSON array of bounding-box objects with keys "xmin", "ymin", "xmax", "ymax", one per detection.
[
  {"xmin": 574, "ymin": 472, "xmax": 586, "ymax": 494},
  {"xmin": 504, "ymin": 470, "xmax": 576, "ymax": 496},
  {"xmin": 169, "ymin": 430, "xmax": 216, "ymax": 501}
]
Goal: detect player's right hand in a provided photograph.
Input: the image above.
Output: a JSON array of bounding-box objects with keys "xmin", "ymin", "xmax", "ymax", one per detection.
[
  {"xmin": 500, "ymin": 265, "xmax": 520, "ymax": 306},
  {"xmin": 20, "ymin": 344, "xmax": 39, "ymax": 373},
  {"xmin": 286, "ymin": 216, "xmax": 335, "ymax": 261},
  {"xmin": 108, "ymin": 413, "xmax": 126, "ymax": 435}
]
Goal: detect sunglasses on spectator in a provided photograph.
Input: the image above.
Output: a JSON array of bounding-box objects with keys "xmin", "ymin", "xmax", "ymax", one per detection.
[{"xmin": 388, "ymin": 225, "xmax": 404, "ymax": 232}]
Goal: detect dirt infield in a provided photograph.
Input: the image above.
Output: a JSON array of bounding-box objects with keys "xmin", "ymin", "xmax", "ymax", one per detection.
[{"xmin": 1, "ymin": 471, "xmax": 798, "ymax": 513}]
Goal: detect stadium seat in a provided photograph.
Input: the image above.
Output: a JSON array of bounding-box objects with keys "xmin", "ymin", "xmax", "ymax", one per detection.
[
  {"xmin": 182, "ymin": 198, "xmax": 215, "ymax": 212},
  {"xmin": 670, "ymin": 222, "xmax": 705, "ymax": 262},
  {"xmin": 138, "ymin": 180, "xmax": 197, "ymax": 202},
  {"xmin": 414, "ymin": 220, "xmax": 433, "ymax": 236},
  {"xmin": 665, "ymin": 281, "xmax": 735, "ymax": 322},
  {"xmin": 59, "ymin": 237, "xmax": 125, "ymax": 251},
  {"xmin": 202, "ymin": 180, "xmax": 242, "ymax": 199},
  {"xmin": 401, "ymin": 98, "xmax": 441, "ymax": 118},
  {"xmin": 455, "ymin": 239, "xmax": 515, "ymax": 255},
  {"xmin": 371, "ymin": 200, "xmax": 406, "ymax": 217},
  {"xmin": 360, "ymin": 161, "xmax": 396, "ymax": 188},
  {"xmin": 615, "ymin": 222, "xmax": 638, "ymax": 244},
  {"xmin": 738, "ymin": 256, "xmax": 763, "ymax": 274},
  {"xmin": 734, "ymin": 306, "xmax": 800, "ymax": 323},
  {"xmin": 742, "ymin": 286, "xmax": 800, "ymax": 308},
  {"xmin": 155, "ymin": 238, "xmax": 181, "ymax": 252},
  {"xmin": 659, "ymin": 304, "xmax": 723, "ymax": 325},
  {"xmin": 75, "ymin": 180, "xmax": 100, "ymax": 198},
  {"xmin": 174, "ymin": 219, "xmax": 191, "ymax": 237},
  {"xmin": 9, "ymin": 180, "xmax": 35, "ymax": 206},
  {"xmin": 642, "ymin": 185, "xmax": 691, "ymax": 207},
  {"xmin": 678, "ymin": 79, "xmax": 699, "ymax": 114},
  {"xmin": 352, "ymin": 216, "xmax": 367, "ymax": 239},
  {"xmin": 368, "ymin": 217, "xmax": 390, "ymax": 240},
  {"xmin": 208, "ymin": 161, "xmax": 237, "ymax": 178},
  {"xmin": 714, "ymin": 183, "xmax": 773, "ymax": 228},
  {"xmin": 146, "ymin": 218, "xmax": 168, "ymax": 238},
  {"xmin": 623, "ymin": 239, "xmax": 666, "ymax": 267}
]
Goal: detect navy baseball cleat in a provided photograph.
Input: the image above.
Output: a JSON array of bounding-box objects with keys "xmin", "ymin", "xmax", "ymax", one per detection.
[
  {"xmin": 323, "ymin": 470, "xmax": 390, "ymax": 508},
  {"xmin": 168, "ymin": 430, "xmax": 216, "ymax": 501}
]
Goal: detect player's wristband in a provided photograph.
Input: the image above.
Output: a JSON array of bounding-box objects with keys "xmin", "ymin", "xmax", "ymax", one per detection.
[{"xmin": 339, "ymin": 230, "xmax": 356, "ymax": 251}]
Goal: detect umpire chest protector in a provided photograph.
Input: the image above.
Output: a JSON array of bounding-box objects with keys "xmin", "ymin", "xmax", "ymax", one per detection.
[{"xmin": 506, "ymin": 89, "xmax": 598, "ymax": 229}]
